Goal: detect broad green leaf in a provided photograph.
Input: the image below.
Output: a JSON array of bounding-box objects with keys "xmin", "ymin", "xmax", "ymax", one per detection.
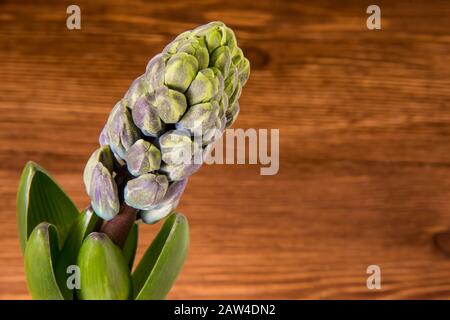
[
  {"xmin": 132, "ymin": 213, "xmax": 189, "ymax": 300},
  {"xmin": 55, "ymin": 207, "xmax": 99, "ymax": 299},
  {"xmin": 122, "ymin": 223, "xmax": 139, "ymax": 270},
  {"xmin": 25, "ymin": 222, "xmax": 64, "ymax": 300},
  {"xmin": 17, "ymin": 161, "xmax": 79, "ymax": 254},
  {"xmin": 78, "ymin": 232, "xmax": 132, "ymax": 300}
]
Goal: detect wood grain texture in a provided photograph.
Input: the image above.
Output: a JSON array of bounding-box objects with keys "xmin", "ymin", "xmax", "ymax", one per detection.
[{"xmin": 1, "ymin": 0, "xmax": 450, "ymax": 299}]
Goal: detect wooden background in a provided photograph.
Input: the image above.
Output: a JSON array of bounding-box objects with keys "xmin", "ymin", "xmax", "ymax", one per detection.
[{"xmin": 1, "ymin": 0, "xmax": 450, "ymax": 299}]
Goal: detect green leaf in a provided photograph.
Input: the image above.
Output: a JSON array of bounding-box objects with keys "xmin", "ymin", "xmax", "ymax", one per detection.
[
  {"xmin": 17, "ymin": 161, "xmax": 79, "ymax": 254},
  {"xmin": 55, "ymin": 207, "xmax": 99, "ymax": 299},
  {"xmin": 122, "ymin": 223, "xmax": 139, "ymax": 270},
  {"xmin": 25, "ymin": 222, "xmax": 64, "ymax": 300},
  {"xmin": 132, "ymin": 213, "xmax": 189, "ymax": 300},
  {"xmin": 78, "ymin": 232, "xmax": 132, "ymax": 300}
]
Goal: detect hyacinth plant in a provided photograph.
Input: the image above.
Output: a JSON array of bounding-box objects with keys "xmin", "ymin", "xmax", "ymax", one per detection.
[{"xmin": 17, "ymin": 21, "xmax": 250, "ymax": 300}]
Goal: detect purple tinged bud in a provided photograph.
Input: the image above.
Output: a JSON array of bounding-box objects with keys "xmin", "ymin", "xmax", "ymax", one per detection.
[
  {"xmin": 176, "ymin": 102, "xmax": 214, "ymax": 136},
  {"xmin": 164, "ymin": 52, "xmax": 198, "ymax": 93},
  {"xmin": 125, "ymin": 139, "xmax": 161, "ymax": 176},
  {"xmin": 145, "ymin": 53, "xmax": 170, "ymax": 93},
  {"xmin": 99, "ymin": 124, "xmax": 109, "ymax": 146},
  {"xmin": 160, "ymin": 161, "xmax": 202, "ymax": 181},
  {"xmin": 131, "ymin": 96, "xmax": 163, "ymax": 137},
  {"xmin": 125, "ymin": 75, "xmax": 147, "ymax": 109},
  {"xmin": 89, "ymin": 162, "xmax": 120, "ymax": 221},
  {"xmin": 106, "ymin": 100, "xmax": 141, "ymax": 160},
  {"xmin": 140, "ymin": 179, "xmax": 188, "ymax": 224},
  {"xmin": 83, "ymin": 146, "xmax": 114, "ymax": 196},
  {"xmin": 148, "ymin": 86, "xmax": 187, "ymax": 124},
  {"xmin": 159, "ymin": 129, "xmax": 196, "ymax": 166},
  {"xmin": 124, "ymin": 174, "xmax": 168, "ymax": 210}
]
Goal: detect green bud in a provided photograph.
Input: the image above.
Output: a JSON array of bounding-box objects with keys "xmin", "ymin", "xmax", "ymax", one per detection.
[
  {"xmin": 159, "ymin": 129, "xmax": 198, "ymax": 165},
  {"xmin": 237, "ymin": 57, "xmax": 250, "ymax": 86},
  {"xmin": 163, "ymin": 31, "xmax": 192, "ymax": 54},
  {"xmin": 186, "ymin": 70, "xmax": 214, "ymax": 105},
  {"xmin": 228, "ymin": 80, "xmax": 242, "ymax": 108},
  {"xmin": 131, "ymin": 96, "xmax": 163, "ymax": 137},
  {"xmin": 106, "ymin": 100, "xmax": 141, "ymax": 160},
  {"xmin": 193, "ymin": 22, "xmax": 228, "ymax": 53},
  {"xmin": 205, "ymin": 29, "xmax": 222, "ymax": 53},
  {"xmin": 164, "ymin": 52, "xmax": 198, "ymax": 92},
  {"xmin": 210, "ymin": 46, "xmax": 231, "ymax": 78},
  {"xmin": 203, "ymin": 115, "xmax": 226, "ymax": 145},
  {"xmin": 176, "ymin": 102, "xmax": 214, "ymax": 136},
  {"xmin": 224, "ymin": 65, "xmax": 238, "ymax": 98},
  {"xmin": 125, "ymin": 75, "xmax": 147, "ymax": 109},
  {"xmin": 201, "ymin": 101, "xmax": 221, "ymax": 144},
  {"xmin": 226, "ymin": 102, "xmax": 240, "ymax": 128},
  {"xmin": 186, "ymin": 68, "xmax": 223, "ymax": 105},
  {"xmin": 149, "ymin": 86, "xmax": 187, "ymax": 124},
  {"xmin": 145, "ymin": 53, "xmax": 170, "ymax": 93},
  {"xmin": 124, "ymin": 174, "xmax": 168, "ymax": 210},
  {"xmin": 218, "ymin": 92, "xmax": 229, "ymax": 118},
  {"xmin": 125, "ymin": 139, "xmax": 161, "ymax": 176},
  {"xmin": 174, "ymin": 30, "xmax": 192, "ymax": 41},
  {"xmin": 224, "ymin": 27, "xmax": 237, "ymax": 48},
  {"xmin": 209, "ymin": 100, "xmax": 221, "ymax": 121},
  {"xmin": 232, "ymin": 47, "xmax": 244, "ymax": 66},
  {"xmin": 205, "ymin": 29, "xmax": 222, "ymax": 52},
  {"xmin": 163, "ymin": 40, "xmax": 180, "ymax": 55},
  {"xmin": 177, "ymin": 38, "xmax": 209, "ymax": 70}
]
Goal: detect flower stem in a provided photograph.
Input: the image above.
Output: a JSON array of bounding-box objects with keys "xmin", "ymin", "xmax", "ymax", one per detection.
[{"xmin": 101, "ymin": 203, "xmax": 138, "ymax": 248}]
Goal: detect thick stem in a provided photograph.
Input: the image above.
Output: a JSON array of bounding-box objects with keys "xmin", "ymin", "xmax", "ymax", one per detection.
[{"xmin": 101, "ymin": 203, "xmax": 138, "ymax": 248}]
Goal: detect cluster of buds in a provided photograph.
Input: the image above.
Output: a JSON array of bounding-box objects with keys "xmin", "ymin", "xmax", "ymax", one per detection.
[{"xmin": 83, "ymin": 21, "xmax": 250, "ymax": 225}]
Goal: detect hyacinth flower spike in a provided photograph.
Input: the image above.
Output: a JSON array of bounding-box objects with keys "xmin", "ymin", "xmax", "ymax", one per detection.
[{"xmin": 17, "ymin": 21, "xmax": 250, "ymax": 300}]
